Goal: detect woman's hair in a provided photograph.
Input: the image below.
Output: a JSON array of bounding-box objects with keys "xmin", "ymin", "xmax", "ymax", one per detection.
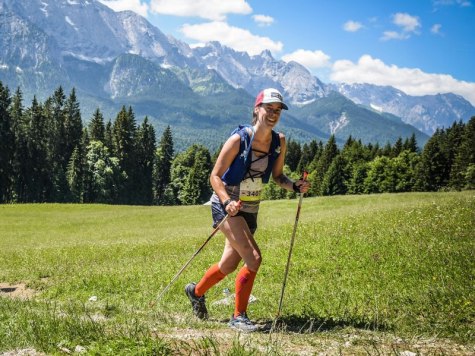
[{"xmin": 252, "ymin": 107, "xmax": 259, "ymax": 125}]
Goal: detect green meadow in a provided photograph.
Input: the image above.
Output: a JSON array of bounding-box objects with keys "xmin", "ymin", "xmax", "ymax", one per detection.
[{"xmin": 0, "ymin": 191, "xmax": 474, "ymax": 355}]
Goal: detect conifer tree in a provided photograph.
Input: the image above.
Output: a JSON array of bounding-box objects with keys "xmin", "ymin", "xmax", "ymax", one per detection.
[
  {"xmin": 306, "ymin": 140, "xmax": 323, "ymax": 173},
  {"xmin": 154, "ymin": 125, "xmax": 174, "ymax": 205},
  {"xmin": 403, "ymin": 133, "xmax": 418, "ymax": 153},
  {"xmin": 26, "ymin": 97, "xmax": 51, "ymax": 201},
  {"xmin": 340, "ymin": 138, "xmax": 370, "ymax": 194},
  {"xmin": 104, "ymin": 120, "xmax": 113, "ymax": 149},
  {"xmin": 381, "ymin": 142, "xmax": 392, "ymax": 157},
  {"xmin": 0, "ymin": 82, "xmax": 13, "ymax": 202},
  {"xmin": 179, "ymin": 145, "xmax": 212, "ymax": 205},
  {"xmin": 10, "ymin": 88, "xmax": 28, "ymax": 202},
  {"xmin": 450, "ymin": 117, "xmax": 475, "ymax": 189},
  {"xmin": 41, "ymin": 87, "xmax": 72, "ymax": 201},
  {"xmin": 414, "ymin": 129, "xmax": 449, "ymax": 191},
  {"xmin": 135, "ymin": 117, "xmax": 156, "ymax": 205},
  {"xmin": 309, "ymin": 135, "xmax": 338, "ymax": 195},
  {"xmin": 89, "ymin": 108, "xmax": 105, "ymax": 143},
  {"xmin": 392, "ymin": 137, "xmax": 403, "ymax": 157},
  {"xmin": 368, "ymin": 142, "xmax": 381, "ymax": 159},
  {"xmin": 443, "ymin": 120, "xmax": 465, "ymax": 186},
  {"xmin": 297, "ymin": 140, "xmax": 319, "ymax": 174},
  {"xmin": 80, "ymin": 128, "xmax": 94, "ymax": 202},
  {"xmin": 50, "ymin": 87, "xmax": 66, "ymax": 167},
  {"xmin": 67, "ymin": 146, "xmax": 84, "ymax": 202},
  {"xmin": 112, "ymin": 106, "xmax": 137, "ymax": 203},
  {"xmin": 64, "ymin": 88, "xmax": 83, "ymax": 162},
  {"xmin": 286, "ymin": 139, "xmax": 301, "ymax": 172},
  {"xmin": 321, "ymin": 154, "xmax": 348, "ymax": 196}
]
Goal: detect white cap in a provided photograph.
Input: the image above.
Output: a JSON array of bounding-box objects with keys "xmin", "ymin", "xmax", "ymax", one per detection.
[{"xmin": 254, "ymin": 88, "xmax": 288, "ymax": 110}]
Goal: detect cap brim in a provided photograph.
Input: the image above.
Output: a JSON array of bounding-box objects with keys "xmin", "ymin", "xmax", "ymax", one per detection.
[{"xmin": 262, "ymin": 100, "xmax": 288, "ymax": 110}]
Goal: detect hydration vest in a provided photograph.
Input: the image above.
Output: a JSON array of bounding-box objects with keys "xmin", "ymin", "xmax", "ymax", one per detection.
[{"xmin": 221, "ymin": 125, "xmax": 281, "ymax": 185}]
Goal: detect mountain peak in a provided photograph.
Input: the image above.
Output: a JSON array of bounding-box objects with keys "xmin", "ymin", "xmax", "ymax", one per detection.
[
  {"xmin": 259, "ymin": 49, "xmax": 274, "ymax": 60},
  {"xmin": 1, "ymin": 0, "xmax": 473, "ymax": 147}
]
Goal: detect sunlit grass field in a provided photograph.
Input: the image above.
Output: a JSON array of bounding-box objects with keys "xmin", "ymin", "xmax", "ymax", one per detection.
[{"xmin": 0, "ymin": 191, "xmax": 474, "ymax": 354}]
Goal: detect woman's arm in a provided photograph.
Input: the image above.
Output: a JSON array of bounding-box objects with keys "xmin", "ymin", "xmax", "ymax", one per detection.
[
  {"xmin": 272, "ymin": 133, "xmax": 310, "ymax": 193},
  {"xmin": 210, "ymin": 133, "xmax": 242, "ymax": 215},
  {"xmin": 272, "ymin": 133, "xmax": 294, "ymax": 191}
]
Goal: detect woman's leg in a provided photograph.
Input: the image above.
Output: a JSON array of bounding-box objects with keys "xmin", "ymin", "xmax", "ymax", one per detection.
[
  {"xmin": 194, "ymin": 263, "xmax": 226, "ymax": 297},
  {"xmin": 195, "ymin": 215, "xmax": 252, "ymax": 296},
  {"xmin": 187, "ymin": 215, "xmax": 260, "ymax": 322},
  {"xmin": 220, "ymin": 216, "xmax": 261, "ymax": 271},
  {"xmin": 219, "ymin": 216, "xmax": 261, "ymax": 317}
]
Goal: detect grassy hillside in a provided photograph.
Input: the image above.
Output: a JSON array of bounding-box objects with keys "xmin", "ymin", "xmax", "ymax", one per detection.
[{"xmin": 0, "ymin": 192, "xmax": 474, "ymax": 354}]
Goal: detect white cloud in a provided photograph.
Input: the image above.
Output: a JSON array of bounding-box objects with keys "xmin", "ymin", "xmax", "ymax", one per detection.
[
  {"xmin": 330, "ymin": 55, "xmax": 475, "ymax": 106},
  {"xmin": 381, "ymin": 30, "xmax": 410, "ymax": 41},
  {"xmin": 181, "ymin": 21, "xmax": 283, "ymax": 55},
  {"xmin": 343, "ymin": 20, "xmax": 363, "ymax": 32},
  {"xmin": 149, "ymin": 0, "xmax": 252, "ymax": 21},
  {"xmin": 431, "ymin": 23, "xmax": 442, "ymax": 34},
  {"xmin": 253, "ymin": 14, "xmax": 274, "ymax": 27},
  {"xmin": 381, "ymin": 13, "xmax": 420, "ymax": 41},
  {"xmin": 393, "ymin": 13, "xmax": 421, "ymax": 32},
  {"xmin": 98, "ymin": 0, "xmax": 149, "ymax": 17},
  {"xmin": 433, "ymin": 0, "xmax": 472, "ymax": 7},
  {"xmin": 281, "ymin": 49, "xmax": 331, "ymax": 69}
]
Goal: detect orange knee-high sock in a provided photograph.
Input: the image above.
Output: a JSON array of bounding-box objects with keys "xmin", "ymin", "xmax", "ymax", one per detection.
[
  {"xmin": 234, "ymin": 266, "xmax": 257, "ymax": 317},
  {"xmin": 195, "ymin": 263, "xmax": 226, "ymax": 297}
]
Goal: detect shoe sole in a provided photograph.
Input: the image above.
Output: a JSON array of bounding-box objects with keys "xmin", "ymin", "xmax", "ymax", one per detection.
[{"xmin": 228, "ymin": 322, "xmax": 257, "ymax": 332}]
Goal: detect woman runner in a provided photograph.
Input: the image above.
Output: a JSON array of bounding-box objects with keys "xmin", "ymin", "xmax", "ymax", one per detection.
[{"xmin": 185, "ymin": 88, "xmax": 310, "ymax": 332}]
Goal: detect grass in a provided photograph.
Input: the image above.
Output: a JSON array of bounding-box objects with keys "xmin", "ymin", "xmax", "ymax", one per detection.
[{"xmin": 0, "ymin": 191, "xmax": 474, "ymax": 354}]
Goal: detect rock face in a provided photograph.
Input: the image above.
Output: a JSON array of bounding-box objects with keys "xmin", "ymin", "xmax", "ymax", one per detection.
[
  {"xmin": 331, "ymin": 83, "xmax": 475, "ymax": 135},
  {"xmin": 1, "ymin": 0, "xmax": 473, "ymax": 148}
]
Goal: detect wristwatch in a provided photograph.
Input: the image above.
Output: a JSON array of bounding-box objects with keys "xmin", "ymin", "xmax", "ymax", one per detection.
[
  {"xmin": 223, "ymin": 198, "xmax": 232, "ymax": 209},
  {"xmin": 292, "ymin": 182, "xmax": 300, "ymax": 193}
]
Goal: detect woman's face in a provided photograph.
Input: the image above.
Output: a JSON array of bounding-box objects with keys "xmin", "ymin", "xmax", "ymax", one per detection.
[{"xmin": 255, "ymin": 103, "xmax": 283, "ymax": 127}]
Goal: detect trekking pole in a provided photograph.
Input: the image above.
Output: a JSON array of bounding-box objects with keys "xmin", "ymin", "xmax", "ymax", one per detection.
[
  {"xmin": 151, "ymin": 213, "xmax": 230, "ymax": 307},
  {"xmin": 271, "ymin": 172, "xmax": 308, "ymax": 330}
]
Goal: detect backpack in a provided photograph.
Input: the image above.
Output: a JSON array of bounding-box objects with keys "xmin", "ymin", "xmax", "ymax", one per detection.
[{"xmin": 221, "ymin": 125, "xmax": 281, "ymax": 185}]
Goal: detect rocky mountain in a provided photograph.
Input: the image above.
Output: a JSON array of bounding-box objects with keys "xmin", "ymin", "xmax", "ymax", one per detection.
[
  {"xmin": 6, "ymin": 0, "xmax": 473, "ymax": 150},
  {"xmin": 331, "ymin": 83, "xmax": 475, "ymax": 135},
  {"xmin": 192, "ymin": 42, "xmax": 328, "ymax": 105},
  {"xmin": 292, "ymin": 91, "xmax": 429, "ymax": 146}
]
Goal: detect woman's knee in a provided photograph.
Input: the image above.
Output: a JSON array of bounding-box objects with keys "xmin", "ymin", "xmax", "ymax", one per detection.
[
  {"xmin": 247, "ymin": 252, "xmax": 262, "ymax": 271},
  {"xmin": 219, "ymin": 260, "xmax": 240, "ymax": 275}
]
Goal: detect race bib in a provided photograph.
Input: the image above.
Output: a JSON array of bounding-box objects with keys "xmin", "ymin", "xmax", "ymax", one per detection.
[{"xmin": 239, "ymin": 178, "xmax": 262, "ymax": 202}]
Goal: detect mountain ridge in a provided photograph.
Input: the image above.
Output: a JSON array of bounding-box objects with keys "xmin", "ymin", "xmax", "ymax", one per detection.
[{"xmin": 2, "ymin": 0, "xmax": 473, "ymax": 150}]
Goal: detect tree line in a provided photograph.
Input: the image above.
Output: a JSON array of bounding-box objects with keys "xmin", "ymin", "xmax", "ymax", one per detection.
[
  {"xmin": 273, "ymin": 117, "xmax": 474, "ymax": 199},
  {"xmin": 0, "ymin": 82, "xmax": 474, "ymax": 205}
]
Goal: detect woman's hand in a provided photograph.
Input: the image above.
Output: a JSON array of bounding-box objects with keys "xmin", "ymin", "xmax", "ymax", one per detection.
[
  {"xmin": 293, "ymin": 178, "xmax": 310, "ymax": 194},
  {"xmin": 225, "ymin": 200, "xmax": 242, "ymax": 216}
]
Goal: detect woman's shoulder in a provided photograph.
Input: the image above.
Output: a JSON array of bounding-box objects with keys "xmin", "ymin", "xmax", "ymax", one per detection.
[{"xmin": 275, "ymin": 131, "xmax": 286, "ymax": 143}]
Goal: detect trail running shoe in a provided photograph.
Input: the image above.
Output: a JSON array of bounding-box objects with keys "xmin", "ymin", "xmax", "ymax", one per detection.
[
  {"xmin": 185, "ymin": 282, "xmax": 208, "ymax": 319},
  {"xmin": 228, "ymin": 312, "xmax": 257, "ymax": 332}
]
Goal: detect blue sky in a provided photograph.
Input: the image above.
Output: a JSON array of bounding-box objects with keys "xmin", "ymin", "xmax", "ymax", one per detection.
[{"xmin": 99, "ymin": 0, "xmax": 475, "ymax": 105}]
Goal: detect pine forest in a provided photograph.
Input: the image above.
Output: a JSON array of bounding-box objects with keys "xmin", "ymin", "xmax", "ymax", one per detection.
[{"xmin": 0, "ymin": 82, "xmax": 474, "ymax": 205}]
